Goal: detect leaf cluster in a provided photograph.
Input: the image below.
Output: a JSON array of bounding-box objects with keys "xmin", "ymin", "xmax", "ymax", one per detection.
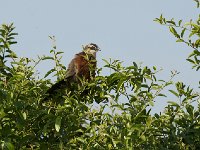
[
  {"xmin": 0, "ymin": 9, "xmax": 200, "ymax": 149},
  {"xmin": 154, "ymin": 10, "xmax": 200, "ymax": 71}
]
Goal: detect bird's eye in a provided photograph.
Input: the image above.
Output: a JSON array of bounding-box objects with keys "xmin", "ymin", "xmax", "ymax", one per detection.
[
  {"xmin": 91, "ymin": 46, "xmax": 96, "ymax": 50},
  {"xmin": 88, "ymin": 46, "xmax": 96, "ymax": 50}
]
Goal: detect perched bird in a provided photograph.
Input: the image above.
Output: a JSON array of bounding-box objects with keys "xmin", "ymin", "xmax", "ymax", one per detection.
[{"xmin": 43, "ymin": 43, "xmax": 100, "ymax": 102}]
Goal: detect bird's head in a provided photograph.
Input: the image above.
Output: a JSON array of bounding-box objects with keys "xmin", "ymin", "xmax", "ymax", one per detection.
[{"xmin": 83, "ymin": 43, "xmax": 100, "ymax": 57}]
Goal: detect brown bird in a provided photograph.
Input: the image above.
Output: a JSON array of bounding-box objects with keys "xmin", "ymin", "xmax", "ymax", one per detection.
[{"xmin": 43, "ymin": 43, "xmax": 100, "ymax": 102}]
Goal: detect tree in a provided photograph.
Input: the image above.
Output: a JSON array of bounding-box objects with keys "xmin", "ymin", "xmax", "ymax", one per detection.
[{"xmin": 0, "ymin": 1, "xmax": 200, "ymax": 149}]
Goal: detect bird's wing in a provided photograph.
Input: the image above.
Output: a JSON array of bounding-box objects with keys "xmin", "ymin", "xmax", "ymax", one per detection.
[{"xmin": 65, "ymin": 57, "xmax": 78, "ymax": 79}]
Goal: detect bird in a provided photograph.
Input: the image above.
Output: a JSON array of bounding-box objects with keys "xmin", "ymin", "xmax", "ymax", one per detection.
[{"xmin": 42, "ymin": 43, "xmax": 100, "ymax": 102}]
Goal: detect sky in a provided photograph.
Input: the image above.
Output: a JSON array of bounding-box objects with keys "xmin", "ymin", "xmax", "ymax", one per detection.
[{"xmin": 0, "ymin": 0, "xmax": 199, "ymax": 113}]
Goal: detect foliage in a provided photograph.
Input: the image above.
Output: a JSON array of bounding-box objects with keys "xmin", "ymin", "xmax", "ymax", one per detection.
[
  {"xmin": 0, "ymin": 2, "xmax": 200, "ymax": 149},
  {"xmin": 154, "ymin": 8, "xmax": 200, "ymax": 71}
]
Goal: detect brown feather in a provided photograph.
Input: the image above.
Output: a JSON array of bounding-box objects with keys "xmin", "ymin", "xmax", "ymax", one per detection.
[{"xmin": 42, "ymin": 43, "xmax": 99, "ymax": 102}]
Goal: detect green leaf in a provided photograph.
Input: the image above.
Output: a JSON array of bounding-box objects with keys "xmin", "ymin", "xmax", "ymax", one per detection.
[
  {"xmin": 176, "ymin": 39, "xmax": 184, "ymax": 42},
  {"xmin": 149, "ymin": 101, "xmax": 154, "ymax": 106},
  {"xmin": 194, "ymin": 56, "xmax": 199, "ymax": 64},
  {"xmin": 195, "ymin": 39, "xmax": 200, "ymax": 48},
  {"xmin": 154, "ymin": 113, "xmax": 159, "ymax": 118},
  {"xmin": 102, "ymin": 59, "xmax": 110, "ymax": 65},
  {"xmin": 196, "ymin": 66, "xmax": 200, "ymax": 71},
  {"xmin": 44, "ymin": 68, "xmax": 56, "ymax": 78},
  {"xmin": 8, "ymin": 33, "xmax": 18, "ymax": 36},
  {"xmin": 169, "ymin": 90, "xmax": 179, "ymax": 97},
  {"xmin": 169, "ymin": 26, "xmax": 180, "ymax": 38},
  {"xmin": 194, "ymin": 0, "xmax": 200, "ymax": 8},
  {"xmin": 5, "ymin": 142, "xmax": 14, "ymax": 150},
  {"xmin": 141, "ymin": 84, "xmax": 149, "ymax": 88},
  {"xmin": 186, "ymin": 58, "xmax": 195, "ymax": 64},
  {"xmin": 56, "ymin": 51, "xmax": 64, "ymax": 55},
  {"xmin": 132, "ymin": 62, "xmax": 138, "ymax": 69},
  {"xmin": 166, "ymin": 20, "xmax": 176, "ymax": 25},
  {"xmin": 146, "ymin": 116, "xmax": 152, "ymax": 127},
  {"xmin": 153, "ymin": 66, "xmax": 156, "ymax": 70},
  {"xmin": 22, "ymin": 112, "xmax": 27, "ymax": 120},
  {"xmin": 188, "ymin": 52, "xmax": 195, "ymax": 58},
  {"xmin": 55, "ymin": 116, "xmax": 62, "ymax": 132},
  {"xmin": 186, "ymin": 105, "xmax": 194, "ymax": 116},
  {"xmin": 193, "ymin": 50, "xmax": 200, "ymax": 55},
  {"xmin": 140, "ymin": 135, "xmax": 146, "ymax": 141},
  {"xmin": 158, "ymin": 93, "xmax": 167, "ymax": 97},
  {"xmin": 167, "ymin": 101, "xmax": 180, "ymax": 107},
  {"xmin": 42, "ymin": 56, "xmax": 54, "ymax": 60},
  {"xmin": 157, "ymin": 14, "xmax": 163, "ymax": 24},
  {"xmin": 178, "ymin": 20, "xmax": 182, "ymax": 26},
  {"xmin": 189, "ymin": 32, "xmax": 195, "ymax": 38},
  {"xmin": 8, "ymin": 41, "xmax": 17, "ymax": 45},
  {"xmin": 181, "ymin": 28, "xmax": 186, "ymax": 37},
  {"xmin": 117, "ymin": 79, "xmax": 124, "ymax": 93}
]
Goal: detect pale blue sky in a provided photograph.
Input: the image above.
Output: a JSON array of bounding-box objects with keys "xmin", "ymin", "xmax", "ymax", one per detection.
[{"xmin": 0, "ymin": 0, "xmax": 199, "ymax": 113}]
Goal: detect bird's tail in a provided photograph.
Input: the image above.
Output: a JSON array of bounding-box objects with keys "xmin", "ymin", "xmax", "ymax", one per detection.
[
  {"xmin": 41, "ymin": 79, "xmax": 67, "ymax": 103},
  {"xmin": 46, "ymin": 79, "xmax": 67, "ymax": 94}
]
